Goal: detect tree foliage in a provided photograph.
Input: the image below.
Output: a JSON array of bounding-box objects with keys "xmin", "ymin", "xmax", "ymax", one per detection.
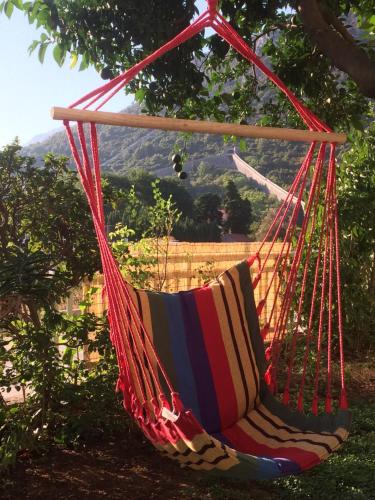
[
  {"xmin": 2, "ymin": 0, "xmax": 374, "ymax": 129},
  {"xmin": 0, "ymin": 145, "xmax": 121, "ymax": 469},
  {"xmin": 337, "ymin": 120, "xmax": 375, "ymax": 351},
  {"xmin": 0, "ymin": 144, "xmax": 100, "ymax": 309},
  {"xmin": 194, "ymin": 193, "xmax": 222, "ymax": 224},
  {"xmin": 223, "ymin": 180, "xmax": 253, "ymax": 234}
]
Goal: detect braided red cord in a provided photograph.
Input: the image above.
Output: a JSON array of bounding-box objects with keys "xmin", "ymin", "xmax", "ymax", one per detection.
[
  {"xmin": 62, "ymin": 2, "xmax": 347, "ymax": 417},
  {"xmin": 65, "ymin": 121, "xmax": 178, "ymax": 417},
  {"xmin": 270, "ymin": 145, "xmax": 326, "ymax": 392},
  {"xmin": 331, "ymin": 147, "xmax": 348, "ymax": 409},
  {"xmin": 282, "ymin": 145, "xmax": 326, "ymax": 406},
  {"xmin": 261, "ymin": 149, "xmax": 314, "ymax": 340}
]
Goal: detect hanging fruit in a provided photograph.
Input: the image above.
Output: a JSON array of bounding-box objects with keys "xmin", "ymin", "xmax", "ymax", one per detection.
[
  {"xmin": 171, "ymin": 148, "xmax": 187, "ymax": 180},
  {"xmin": 172, "ymin": 153, "xmax": 182, "ymax": 164}
]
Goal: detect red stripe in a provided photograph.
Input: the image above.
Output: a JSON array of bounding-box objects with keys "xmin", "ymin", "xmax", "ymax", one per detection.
[
  {"xmin": 223, "ymin": 422, "xmax": 321, "ymax": 470},
  {"xmin": 194, "ymin": 286, "xmax": 239, "ymax": 430}
]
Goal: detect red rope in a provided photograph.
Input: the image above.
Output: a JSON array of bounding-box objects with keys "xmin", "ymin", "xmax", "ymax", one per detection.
[
  {"xmin": 65, "ymin": 121, "xmax": 179, "ymax": 417},
  {"xmin": 62, "ymin": 2, "xmax": 347, "ymax": 417},
  {"xmin": 330, "ymin": 146, "xmax": 348, "ymax": 409},
  {"xmin": 260, "ymin": 148, "xmax": 314, "ymax": 341},
  {"xmin": 282, "ymin": 147, "xmax": 326, "ymax": 406},
  {"xmin": 270, "ymin": 145, "xmax": 326, "ymax": 394},
  {"xmin": 311, "ymin": 157, "xmax": 336, "ymax": 415}
]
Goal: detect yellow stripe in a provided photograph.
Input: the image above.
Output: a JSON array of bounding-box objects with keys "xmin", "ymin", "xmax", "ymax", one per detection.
[
  {"xmin": 257, "ymin": 404, "xmax": 348, "ymax": 441},
  {"xmin": 210, "ymin": 280, "xmax": 245, "ymax": 419},
  {"xmin": 237, "ymin": 417, "xmax": 342, "ymax": 458},
  {"xmin": 250, "ymin": 409, "xmax": 346, "ymax": 448},
  {"xmin": 218, "ymin": 268, "xmax": 259, "ymax": 411},
  {"xmin": 157, "ymin": 433, "xmax": 240, "ymax": 471},
  {"xmin": 184, "ymin": 456, "xmax": 237, "ymax": 471}
]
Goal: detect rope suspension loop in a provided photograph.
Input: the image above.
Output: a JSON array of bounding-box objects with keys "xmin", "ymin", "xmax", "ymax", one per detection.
[
  {"xmin": 206, "ymin": 0, "xmax": 218, "ymax": 18},
  {"xmin": 57, "ymin": 1, "xmax": 348, "ymax": 421}
]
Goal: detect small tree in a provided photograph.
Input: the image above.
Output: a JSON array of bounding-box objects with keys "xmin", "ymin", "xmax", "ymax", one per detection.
[
  {"xmin": 0, "ymin": 145, "xmax": 117, "ymax": 467},
  {"xmin": 173, "ymin": 217, "xmax": 222, "ymax": 243},
  {"xmin": 223, "ymin": 180, "xmax": 252, "ymax": 235},
  {"xmin": 109, "ymin": 180, "xmax": 181, "ymax": 291},
  {"xmin": 194, "ymin": 193, "xmax": 222, "ymax": 224},
  {"xmin": 0, "ymin": 144, "xmax": 100, "ymax": 316}
]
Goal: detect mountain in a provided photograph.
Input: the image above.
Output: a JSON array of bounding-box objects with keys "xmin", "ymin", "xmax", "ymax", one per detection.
[
  {"xmin": 25, "ymin": 127, "xmax": 64, "ymax": 146},
  {"xmin": 23, "ymin": 103, "xmax": 307, "ymax": 188}
]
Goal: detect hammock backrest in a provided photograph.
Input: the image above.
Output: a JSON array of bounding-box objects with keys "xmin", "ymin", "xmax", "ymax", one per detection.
[
  {"xmin": 124, "ymin": 261, "xmax": 264, "ymax": 434},
  {"xmin": 63, "ymin": 0, "xmax": 347, "ymax": 430}
]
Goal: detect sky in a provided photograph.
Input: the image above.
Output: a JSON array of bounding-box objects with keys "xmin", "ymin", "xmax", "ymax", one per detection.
[{"xmin": 0, "ymin": 1, "xmax": 207, "ymax": 148}]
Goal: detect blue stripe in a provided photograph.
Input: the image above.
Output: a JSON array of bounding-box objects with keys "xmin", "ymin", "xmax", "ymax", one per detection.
[
  {"xmin": 163, "ymin": 292, "xmax": 202, "ymax": 422},
  {"xmin": 180, "ymin": 291, "xmax": 221, "ymax": 433}
]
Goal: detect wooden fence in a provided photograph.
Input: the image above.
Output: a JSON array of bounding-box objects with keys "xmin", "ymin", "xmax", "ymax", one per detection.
[{"xmin": 60, "ymin": 241, "xmax": 282, "ymax": 339}]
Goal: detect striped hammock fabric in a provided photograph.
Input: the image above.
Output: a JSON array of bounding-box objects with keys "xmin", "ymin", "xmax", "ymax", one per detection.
[
  {"xmin": 122, "ymin": 261, "xmax": 350, "ymax": 479},
  {"xmin": 60, "ymin": 0, "xmax": 351, "ymax": 480}
]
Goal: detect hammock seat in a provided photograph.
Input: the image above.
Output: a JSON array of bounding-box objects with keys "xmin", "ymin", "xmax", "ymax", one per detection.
[
  {"xmin": 122, "ymin": 260, "xmax": 350, "ymax": 479},
  {"xmin": 55, "ymin": 0, "xmax": 351, "ymax": 480}
]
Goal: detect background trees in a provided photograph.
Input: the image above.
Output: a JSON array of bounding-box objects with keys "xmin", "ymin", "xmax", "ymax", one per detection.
[
  {"xmin": 0, "ymin": 144, "xmax": 120, "ymax": 466},
  {"xmin": 337, "ymin": 122, "xmax": 375, "ymax": 351},
  {"xmin": 105, "ymin": 169, "xmax": 255, "ymax": 241},
  {"xmin": 194, "ymin": 193, "xmax": 222, "ymax": 224},
  {"xmin": 223, "ymin": 180, "xmax": 252, "ymax": 234},
  {"xmin": 0, "ymin": 144, "xmax": 100, "ymax": 309}
]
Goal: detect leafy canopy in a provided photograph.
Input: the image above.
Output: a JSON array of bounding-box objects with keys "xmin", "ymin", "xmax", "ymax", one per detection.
[
  {"xmin": 2, "ymin": 0, "xmax": 374, "ymax": 130},
  {"xmin": 0, "ymin": 143, "xmax": 100, "ymax": 308},
  {"xmin": 223, "ymin": 180, "xmax": 252, "ymax": 234}
]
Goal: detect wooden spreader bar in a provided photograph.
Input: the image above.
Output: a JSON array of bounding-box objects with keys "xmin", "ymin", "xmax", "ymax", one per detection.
[{"xmin": 51, "ymin": 107, "xmax": 347, "ymax": 144}]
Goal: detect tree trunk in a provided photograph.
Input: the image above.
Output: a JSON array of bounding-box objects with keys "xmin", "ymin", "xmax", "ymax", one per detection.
[{"xmin": 297, "ymin": 0, "xmax": 375, "ymax": 98}]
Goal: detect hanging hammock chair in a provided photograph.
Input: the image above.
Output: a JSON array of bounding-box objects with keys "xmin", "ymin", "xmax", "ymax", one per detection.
[{"xmin": 52, "ymin": 0, "xmax": 350, "ymax": 480}]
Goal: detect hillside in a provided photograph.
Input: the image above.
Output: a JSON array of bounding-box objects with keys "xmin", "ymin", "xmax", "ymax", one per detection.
[{"xmin": 23, "ymin": 104, "xmax": 307, "ymax": 189}]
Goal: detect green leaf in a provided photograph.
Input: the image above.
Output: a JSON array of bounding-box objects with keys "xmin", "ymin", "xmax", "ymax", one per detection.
[
  {"xmin": 4, "ymin": 0, "xmax": 14, "ymax": 17},
  {"xmin": 69, "ymin": 51, "xmax": 78, "ymax": 69},
  {"xmin": 53, "ymin": 44, "xmax": 65, "ymax": 66},
  {"xmin": 62, "ymin": 347, "xmax": 74, "ymax": 366},
  {"xmin": 79, "ymin": 53, "xmax": 89, "ymax": 71},
  {"xmin": 28, "ymin": 39, "xmax": 39, "ymax": 55},
  {"xmin": 135, "ymin": 88, "xmax": 146, "ymax": 103},
  {"xmin": 38, "ymin": 43, "xmax": 47, "ymax": 63}
]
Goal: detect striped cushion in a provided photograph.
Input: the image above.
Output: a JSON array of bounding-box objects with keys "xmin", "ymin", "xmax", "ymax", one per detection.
[
  {"xmin": 125, "ymin": 260, "xmax": 264, "ymax": 434},
  {"xmin": 123, "ymin": 259, "xmax": 350, "ymax": 477},
  {"xmin": 215, "ymin": 393, "xmax": 349, "ymax": 473}
]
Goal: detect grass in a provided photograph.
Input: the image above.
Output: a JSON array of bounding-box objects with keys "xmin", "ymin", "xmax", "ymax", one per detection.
[{"xmin": 272, "ymin": 400, "xmax": 375, "ymax": 499}]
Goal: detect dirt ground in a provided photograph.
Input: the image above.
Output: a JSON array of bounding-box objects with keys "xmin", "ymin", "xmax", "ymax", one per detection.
[
  {"xmin": 0, "ymin": 437, "xmax": 275, "ymax": 500},
  {"xmin": 2, "ymin": 361, "xmax": 373, "ymax": 500}
]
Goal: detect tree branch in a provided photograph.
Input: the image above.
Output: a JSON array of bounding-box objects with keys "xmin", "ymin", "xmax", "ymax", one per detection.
[
  {"xmin": 318, "ymin": 2, "xmax": 357, "ymax": 45},
  {"xmin": 297, "ymin": 0, "xmax": 375, "ymax": 98}
]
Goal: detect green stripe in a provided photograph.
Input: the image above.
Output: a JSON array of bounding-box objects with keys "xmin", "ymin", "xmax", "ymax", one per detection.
[
  {"xmin": 237, "ymin": 260, "xmax": 266, "ymax": 376},
  {"xmin": 147, "ymin": 291, "xmax": 178, "ymax": 396},
  {"xmin": 261, "ymin": 383, "xmax": 351, "ymax": 434}
]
